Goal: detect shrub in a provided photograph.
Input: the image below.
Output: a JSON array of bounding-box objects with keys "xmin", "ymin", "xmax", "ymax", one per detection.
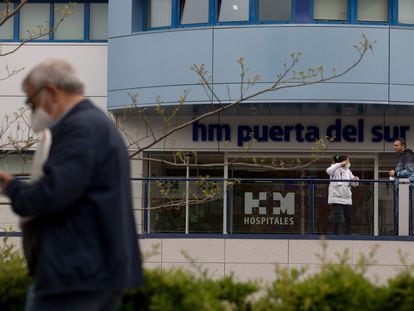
[
  {"xmin": 121, "ymin": 268, "xmax": 258, "ymax": 311},
  {"xmin": 376, "ymin": 271, "xmax": 414, "ymax": 311},
  {"xmin": 254, "ymin": 263, "xmax": 380, "ymax": 311},
  {"xmin": 0, "ymin": 235, "xmax": 31, "ymax": 311}
]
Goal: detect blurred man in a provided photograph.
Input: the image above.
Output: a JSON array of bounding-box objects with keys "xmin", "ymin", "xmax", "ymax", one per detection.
[{"xmin": 0, "ymin": 59, "xmax": 143, "ymax": 310}]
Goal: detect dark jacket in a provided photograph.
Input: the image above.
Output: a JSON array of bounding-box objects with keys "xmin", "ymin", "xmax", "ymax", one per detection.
[
  {"xmin": 7, "ymin": 100, "xmax": 143, "ymax": 296},
  {"xmin": 395, "ymin": 149, "xmax": 414, "ymax": 181}
]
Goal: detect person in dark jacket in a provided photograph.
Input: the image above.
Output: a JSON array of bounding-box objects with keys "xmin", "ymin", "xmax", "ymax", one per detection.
[
  {"xmin": 389, "ymin": 138, "xmax": 414, "ymax": 182},
  {"xmin": 0, "ymin": 59, "xmax": 143, "ymax": 310}
]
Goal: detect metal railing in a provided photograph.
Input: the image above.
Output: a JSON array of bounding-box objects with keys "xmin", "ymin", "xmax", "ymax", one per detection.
[
  {"xmin": 1, "ymin": 177, "xmax": 410, "ymax": 238},
  {"xmin": 132, "ymin": 177, "xmax": 408, "ymax": 237}
]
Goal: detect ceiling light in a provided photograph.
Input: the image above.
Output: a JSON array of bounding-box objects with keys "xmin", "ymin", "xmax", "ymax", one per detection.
[{"xmin": 232, "ymin": 4, "xmax": 238, "ymax": 10}]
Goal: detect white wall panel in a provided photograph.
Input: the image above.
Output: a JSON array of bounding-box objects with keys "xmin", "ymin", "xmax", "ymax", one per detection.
[
  {"xmin": 0, "ymin": 43, "xmax": 107, "ymax": 98},
  {"xmin": 138, "ymin": 238, "xmax": 414, "ymax": 285}
]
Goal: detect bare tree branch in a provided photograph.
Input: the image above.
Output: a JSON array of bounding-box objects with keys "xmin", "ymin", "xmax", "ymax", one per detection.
[{"xmin": 0, "ymin": 0, "xmax": 27, "ymax": 29}]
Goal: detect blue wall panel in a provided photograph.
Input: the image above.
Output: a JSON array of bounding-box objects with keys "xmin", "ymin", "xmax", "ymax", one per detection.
[
  {"xmin": 108, "ymin": 23, "xmax": 414, "ymax": 109},
  {"xmin": 108, "ymin": 28, "xmax": 214, "ymax": 106},
  {"xmin": 389, "ymin": 28, "xmax": 414, "ymax": 104},
  {"xmin": 108, "ymin": 0, "xmax": 133, "ymax": 38}
]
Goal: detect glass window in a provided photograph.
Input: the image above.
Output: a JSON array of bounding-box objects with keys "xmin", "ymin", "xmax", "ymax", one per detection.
[
  {"xmin": 181, "ymin": 0, "xmax": 209, "ymax": 25},
  {"xmin": 218, "ymin": 0, "xmax": 249, "ymax": 22},
  {"xmin": 398, "ymin": 0, "xmax": 414, "ymax": 24},
  {"xmin": 0, "ymin": 154, "xmax": 32, "ymax": 175},
  {"xmin": 259, "ymin": 0, "xmax": 292, "ymax": 21},
  {"xmin": 54, "ymin": 3, "xmax": 84, "ymax": 40},
  {"xmin": 314, "ymin": 0, "xmax": 347, "ymax": 21},
  {"xmin": 0, "ymin": 3, "xmax": 14, "ymax": 40},
  {"xmin": 19, "ymin": 3, "xmax": 50, "ymax": 40},
  {"xmin": 358, "ymin": 0, "xmax": 388, "ymax": 22},
  {"xmin": 90, "ymin": 3, "xmax": 108, "ymax": 40},
  {"xmin": 147, "ymin": 152, "xmax": 224, "ymax": 234},
  {"xmin": 147, "ymin": 0, "xmax": 171, "ymax": 28}
]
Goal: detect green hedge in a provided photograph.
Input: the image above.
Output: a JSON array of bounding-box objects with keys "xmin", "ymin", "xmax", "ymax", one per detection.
[
  {"xmin": 2, "ymin": 237, "xmax": 414, "ymax": 311},
  {"xmin": 0, "ymin": 236, "xmax": 32, "ymax": 311},
  {"xmin": 121, "ymin": 269, "xmax": 257, "ymax": 311}
]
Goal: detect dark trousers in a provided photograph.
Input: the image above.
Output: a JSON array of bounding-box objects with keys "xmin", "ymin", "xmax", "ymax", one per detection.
[
  {"xmin": 25, "ymin": 285, "xmax": 123, "ymax": 311},
  {"xmin": 330, "ymin": 203, "xmax": 352, "ymax": 235}
]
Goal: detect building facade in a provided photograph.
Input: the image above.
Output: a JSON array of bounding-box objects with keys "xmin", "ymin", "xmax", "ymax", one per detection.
[
  {"xmin": 108, "ymin": 0, "xmax": 414, "ymax": 282},
  {"xmin": 3, "ymin": 0, "xmax": 414, "ymax": 283}
]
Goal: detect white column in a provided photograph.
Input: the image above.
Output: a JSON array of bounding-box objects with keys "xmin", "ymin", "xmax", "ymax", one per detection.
[
  {"xmin": 398, "ymin": 178, "xmax": 410, "ymax": 236},
  {"xmin": 374, "ymin": 155, "xmax": 379, "ymax": 236}
]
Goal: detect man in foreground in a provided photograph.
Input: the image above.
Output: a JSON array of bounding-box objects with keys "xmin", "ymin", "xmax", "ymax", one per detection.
[{"xmin": 0, "ymin": 59, "xmax": 143, "ymax": 310}]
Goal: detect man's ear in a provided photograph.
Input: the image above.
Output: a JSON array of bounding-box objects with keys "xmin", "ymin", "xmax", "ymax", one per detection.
[{"xmin": 44, "ymin": 83, "xmax": 58, "ymax": 94}]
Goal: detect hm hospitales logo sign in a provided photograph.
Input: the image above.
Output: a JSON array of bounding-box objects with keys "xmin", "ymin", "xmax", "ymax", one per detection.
[{"xmin": 244, "ymin": 192, "xmax": 295, "ymax": 225}]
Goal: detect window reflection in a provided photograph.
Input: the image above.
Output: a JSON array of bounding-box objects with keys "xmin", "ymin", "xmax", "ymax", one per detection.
[
  {"xmin": 90, "ymin": 3, "xmax": 108, "ymax": 40},
  {"xmin": 181, "ymin": 0, "xmax": 209, "ymax": 25},
  {"xmin": 258, "ymin": 0, "xmax": 292, "ymax": 21},
  {"xmin": 54, "ymin": 3, "xmax": 84, "ymax": 40},
  {"xmin": 19, "ymin": 3, "xmax": 50, "ymax": 40},
  {"xmin": 147, "ymin": 0, "xmax": 171, "ymax": 28},
  {"xmin": 358, "ymin": 0, "xmax": 388, "ymax": 22},
  {"xmin": 0, "ymin": 3, "xmax": 14, "ymax": 40},
  {"xmin": 399, "ymin": 0, "xmax": 414, "ymax": 24},
  {"xmin": 314, "ymin": 0, "xmax": 347, "ymax": 21},
  {"xmin": 218, "ymin": 0, "xmax": 249, "ymax": 22}
]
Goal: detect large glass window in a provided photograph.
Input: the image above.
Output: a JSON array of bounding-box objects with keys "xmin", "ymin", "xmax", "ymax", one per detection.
[
  {"xmin": 147, "ymin": 0, "xmax": 171, "ymax": 28},
  {"xmin": 357, "ymin": 0, "xmax": 388, "ymax": 22},
  {"xmin": 0, "ymin": 3, "xmax": 14, "ymax": 40},
  {"xmin": 218, "ymin": 0, "xmax": 249, "ymax": 22},
  {"xmin": 314, "ymin": 0, "xmax": 348, "ymax": 21},
  {"xmin": 90, "ymin": 3, "xmax": 108, "ymax": 40},
  {"xmin": 54, "ymin": 3, "xmax": 84, "ymax": 40},
  {"xmin": 147, "ymin": 152, "xmax": 224, "ymax": 234},
  {"xmin": 258, "ymin": 0, "xmax": 292, "ymax": 21},
  {"xmin": 2, "ymin": 1, "xmax": 108, "ymax": 42},
  {"xmin": 398, "ymin": 0, "xmax": 414, "ymax": 24},
  {"xmin": 229, "ymin": 155, "xmax": 375, "ymax": 235},
  {"xmin": 180, "ymin": 0, "xmax": 209, "ymax": 25},
  {"xmin": 19, "ymin": 3, "xmax": 50, "ymax": 40}
]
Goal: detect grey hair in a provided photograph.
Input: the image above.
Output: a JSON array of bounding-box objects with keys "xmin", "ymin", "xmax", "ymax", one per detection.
[{"xmin": 22, "ymin": 59, "xmax": 84, "ymax": 94}]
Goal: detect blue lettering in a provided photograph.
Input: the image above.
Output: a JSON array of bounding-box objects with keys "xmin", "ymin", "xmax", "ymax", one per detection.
[
  {"xmin": 305, "ymin": 126, "xmax": 320, "ymax": 142},
  {"xmin": 358, "ymin": 119, "xmax": 364, "ymax": 142},
  {"xmin": 343, "ymin": 125, "xmax": 357, "ymax": 142},
  {"xmin": 371, "ymin": 125, "xmax": 383, "ymax": 142},
  {"xmin": 195, "ymin": 121, "xmax": 410, "ymax": 146},
  {"xmin": 207, "ymin": 124, "xmax": 231, "ymax": 141},
  {"xmin": 284, "ymin": 125, "xmax": 293, "ymax": 142},
  {"xmin": 238, "ymin": 126, "xmax": 252, "ymax": 147},
  {"xmin": 269, "ymin": 126, "xmax": 283, "ymax": 141},
  {"xmin": 326, "ymin": 119, "xmax": 341, "ymax": 142},
  {"xmin": 253, "ymin": 125, "xmax": 268, "ymax": 142},
  {"xmin": 384, "ymin": 126, "xmax": 402, "ymax": 142},
  {"xmin": 193, "ymin": 122, "xmax": 207, "ymax": 141},
  {"xmin": 295, "ymin": 124, "xmax": 305, "ymax": 142}
]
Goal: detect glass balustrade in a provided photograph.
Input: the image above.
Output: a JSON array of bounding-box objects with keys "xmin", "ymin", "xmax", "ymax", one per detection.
[{"xmin": 137, "ymin": 177, "xmax": 402, "ymax": 236}]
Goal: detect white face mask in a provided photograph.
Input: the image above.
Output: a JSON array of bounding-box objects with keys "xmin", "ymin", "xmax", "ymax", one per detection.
[
  {"xmin": 345, "ymin": 163, "xmax": 351, "ymax": 169},
  {"xmin": 31, "ymin": 93, "xmax": 54, "ymax": 133}
]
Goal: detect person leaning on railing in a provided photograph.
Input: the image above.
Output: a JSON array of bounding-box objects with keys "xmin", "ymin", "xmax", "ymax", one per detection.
[{"xmin": 389, "ymin": 138, "xmax": 414, "ymax": 182}]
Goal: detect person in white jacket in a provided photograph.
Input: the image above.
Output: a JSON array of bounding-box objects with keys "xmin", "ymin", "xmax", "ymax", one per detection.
[{"xmin": 326, "ymin": 155, "xmax": 359, "ymax": 234}]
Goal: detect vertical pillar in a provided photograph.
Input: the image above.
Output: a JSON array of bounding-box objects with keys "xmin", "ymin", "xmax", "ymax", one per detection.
[{"xmin": 398, "ymin": 178, "xmax": 410, "ymax": 236}]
